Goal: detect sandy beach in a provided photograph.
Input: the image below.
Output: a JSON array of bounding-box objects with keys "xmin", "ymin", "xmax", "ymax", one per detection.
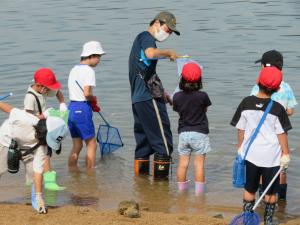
[{"xmin": 0, "ymin": 203, "xmax": 300, "ymax": 225}]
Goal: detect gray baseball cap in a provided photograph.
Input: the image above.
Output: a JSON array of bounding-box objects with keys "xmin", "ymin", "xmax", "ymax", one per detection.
[{"xmin": 154, "ymin": 11, "xmax": 180, "ymax": 35}]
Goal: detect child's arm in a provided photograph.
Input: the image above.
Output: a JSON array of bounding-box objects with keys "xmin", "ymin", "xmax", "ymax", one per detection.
[
  {"xmin": 56, "ymin": 90, "xmax": 65, "ymax": 103},
  {"xmin": 83, "ymin": 85, "xmax": 94, "ymax": 101},
  {"xmin": 237, "ymin": 129, "xmax": 244, "ymax": 149},
  {"xmin": 277, "ymin": 132, "xmax": 290, "ymax": 169},
  {"xmin": 286, "ymin": 108, "xmax": 294, "ymax": 116},
  {"xmin": 56, "ymin": 90, "xmax": 68, "ymax": 111},
  {"xmin": 277, "ymin": 133, "xmax": 289, "ymax": 155},
  {"xmin": 0, "ymin": 102, "xmax": 13, "ymax": 113}
]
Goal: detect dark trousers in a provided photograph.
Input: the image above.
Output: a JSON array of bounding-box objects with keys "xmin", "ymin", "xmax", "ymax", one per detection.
[{"xmin": 132, "ymin": 99, "xmax": 173, "ymax": 159}]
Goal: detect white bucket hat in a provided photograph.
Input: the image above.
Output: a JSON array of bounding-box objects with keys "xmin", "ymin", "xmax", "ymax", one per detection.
[{"xmin": 81, "ymin": 41, "xmax": 106, "ymax": 57}]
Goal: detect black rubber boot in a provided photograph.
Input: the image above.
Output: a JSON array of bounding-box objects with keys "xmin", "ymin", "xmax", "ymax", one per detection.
[
  {"xmin": 278, "ymin": 184, "xmax": 287, "ymax": 200},
  {"xmin": 134, "ymin": 158, "xmax": 150, "ymax": 176},
  {"xmin": 264, "ymin": 203, "xmax": 276, "ymax": 225},
  {"xmin": 243, "ymin": 199, "xmax": 255, "ymax": 212},
  {"xmin": 153, "ymin": 154, "xmax": 171, "ymax": 180}
]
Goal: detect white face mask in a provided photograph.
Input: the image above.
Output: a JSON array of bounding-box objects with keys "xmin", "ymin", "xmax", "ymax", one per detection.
[{"xmin": 154, "ymin": 26, "xmax": 170, "ymax": 42}]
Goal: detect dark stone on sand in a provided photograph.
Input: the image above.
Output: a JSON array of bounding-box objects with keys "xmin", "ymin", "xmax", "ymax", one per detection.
[
  {"xmin": 118, "ymin": 200, "xmax": 140, "ymax": 218},
  {"xmin": 213, "ymin": 214, "xmax": 224, "ymax": 219}
]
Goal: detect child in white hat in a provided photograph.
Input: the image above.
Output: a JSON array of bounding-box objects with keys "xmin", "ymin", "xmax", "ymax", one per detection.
[{"xmin": 67, "ymin": 41, "xmax": 105, "ymax": 169}]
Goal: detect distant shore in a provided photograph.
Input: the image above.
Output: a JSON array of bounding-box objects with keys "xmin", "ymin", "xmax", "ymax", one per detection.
[{"xmin": 0, "ymin": 203, "xmax": 300, "ymax": 225}]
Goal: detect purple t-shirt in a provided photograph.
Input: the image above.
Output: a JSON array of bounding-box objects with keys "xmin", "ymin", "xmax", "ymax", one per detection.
[{"xmin": 173, "ymin": 91, "xmax": 212, "ymax": 134}]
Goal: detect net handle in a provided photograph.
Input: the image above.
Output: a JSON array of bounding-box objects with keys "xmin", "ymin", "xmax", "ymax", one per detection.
[
  {"xmin": 75, "ymin": 81, "xmax": 110, "ymax": 126},
  {"xmin": 252, "ymin": 166, "xmax": 283, "ymax": 210}
]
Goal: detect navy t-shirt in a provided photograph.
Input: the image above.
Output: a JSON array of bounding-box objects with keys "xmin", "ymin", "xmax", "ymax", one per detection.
[
  {"xmin": 129, "ymin": 31, "xmax": 157, "ymax": 103},
  {"xmin": 173, "ymin": 91, "xmax": 212, "ymax": 134}
]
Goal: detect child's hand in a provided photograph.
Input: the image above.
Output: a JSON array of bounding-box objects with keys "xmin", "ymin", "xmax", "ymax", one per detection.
[
  {"xmin": 280, "ymin": 154, "xmax": 290, "ymax": 169},
  {"xmin": 163, "ymin": 91, "xmax": 173, "ymax": 105},
  {"xmin": 91, "ymin": 96, "xmax": 101, "ymax": 112},
  {"xmin": 38, "ymin": 114, "xmax": 46, "ymax": 120}
]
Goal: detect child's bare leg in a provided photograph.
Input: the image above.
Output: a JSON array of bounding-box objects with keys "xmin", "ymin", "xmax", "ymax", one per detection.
[
  {"xmin": 68, "ymin": 138, "xmax": 83, "ymax": 168},
  {"xmin": 243, "ymin": 190, "xmax": 256, "ymax": 212},
  {"xmin": 34, "ymin": 172, "xmax": 47, "ymax": 213},
  {"xmin": 264, "ymin": 194, "xmax": 277, "ymax": 204},
  {"xmin": 177, "ymin": 155, "xmax": 190, "ymax": 182},
  {"xmin": 34, "ymin": 172, "xmax": 43, "ymax": 193},
  {"xmin": 85, "ymin": 137, "xmax": 97, "ymax": 169},
  {"xmin": 43, "ymin": 156, "xmax": 51, "ymax": 172},
  {"xmin": 194, "ymin": 154, "xmax": 205, "ymax": 182},
  {"xmin": 243, "ymin": 190, "xmax": 255, "ymax": 201}
]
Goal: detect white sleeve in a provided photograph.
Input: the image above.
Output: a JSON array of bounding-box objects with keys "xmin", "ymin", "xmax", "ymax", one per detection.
[
  {"xmin": 24, "ymin": 93, "xmax": 36, "ymax": 111},
  {"xmin": 274, "ymin": 116, "xmax": 285, "ymax": 134},
  {"xmin": 235, "ymin": 111, "xmax": 246, "ymax": 130},
  {"xmin": 9, "ymin": 108, "xmax": 39, "ymax": 126},
  {"xmin": 82, "ymin": 67, "xmax": 96, "ymax": 87}
]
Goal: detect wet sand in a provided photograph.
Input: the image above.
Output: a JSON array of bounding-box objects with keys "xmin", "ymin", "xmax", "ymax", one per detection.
[{"xmin": 0, "ymin": 203, "xmax": 300, "ymax": 225}]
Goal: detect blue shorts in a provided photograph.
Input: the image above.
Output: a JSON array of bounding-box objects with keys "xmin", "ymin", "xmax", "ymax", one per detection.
[
  {"xmin": 178, "ymin": 132, "xmax": 211, "ymax": 156},
  {"xmin": 68, "ymin": 101, "xmax": 95, "ymax": 140}
]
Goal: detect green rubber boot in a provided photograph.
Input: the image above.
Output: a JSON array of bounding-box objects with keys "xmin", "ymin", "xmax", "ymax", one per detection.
[{"xmin": 43, "ymin": 171, "xmax": 66, "ymax": 191}]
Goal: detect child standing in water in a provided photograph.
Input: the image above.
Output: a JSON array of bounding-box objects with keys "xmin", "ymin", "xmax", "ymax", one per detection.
[
  {"xmin": 173, "ymin": 62, "xmax": 212, "ymax": 195},
  {"xmin": 68, "ymin": 41, "xmax": 105, "ymax": 169}
]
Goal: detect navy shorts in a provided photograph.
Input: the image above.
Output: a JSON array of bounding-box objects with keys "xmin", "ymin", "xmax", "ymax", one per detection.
[
  {"xmin": 68, "ymin": 101, "xmax": 95, "ymax": 140},
  {"xmin": 245, "ymin": 160, "xmax": 280, "ymax": 195}
]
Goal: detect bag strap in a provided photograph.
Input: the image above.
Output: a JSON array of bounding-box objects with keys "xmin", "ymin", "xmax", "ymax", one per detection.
[
  {"xmin": 27, "ymin": 91, "xmax": 42, "ymax": 115},
  {"xmin": 243, "ymin": 100, "xmax": 273, "ymax": 160},
  {"xmin": 20, "ymin": 143, "xmax": 41, "ymax": 157}
]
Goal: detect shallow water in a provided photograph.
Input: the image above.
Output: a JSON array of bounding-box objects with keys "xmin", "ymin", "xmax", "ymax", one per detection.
[{"xmin": 0, "ymin": 0, "xmax": 299, "ymax": 222}]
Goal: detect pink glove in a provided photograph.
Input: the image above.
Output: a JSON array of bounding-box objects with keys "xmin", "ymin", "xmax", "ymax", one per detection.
[{"xmin": 90, "ymin": 96, "xmax": 101, "ymax": 112}]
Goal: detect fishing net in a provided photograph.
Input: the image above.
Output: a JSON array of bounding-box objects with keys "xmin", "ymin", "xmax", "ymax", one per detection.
[
  {"xmin": 230, "ymin": 211, "xmax": 260, "ymax": 225},
  {"xmin": 96, "ymin": 114, "xmax": 123, "ymax": 156}
]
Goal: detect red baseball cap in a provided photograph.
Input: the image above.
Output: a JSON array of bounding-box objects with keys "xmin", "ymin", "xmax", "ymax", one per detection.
[
  {"xmin": 34, "ymin": 68, "xmax": 61, "ymax": 90},
  {"xmin": 257, "ymin": 67, "xmax": 282, "ymax": 90},
  {"xmin": 182, "ymin": 63, "xmax": 202, "ymax": 82}
]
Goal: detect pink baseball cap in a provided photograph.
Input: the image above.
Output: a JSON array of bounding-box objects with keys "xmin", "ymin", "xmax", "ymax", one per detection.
[
  {"xmin": 34, "ymin": 68, "xmax": 61, "ymax": 90},
  {"xmin": 181, "ymin": 63, "xmax": 202, "ymax": 82}
]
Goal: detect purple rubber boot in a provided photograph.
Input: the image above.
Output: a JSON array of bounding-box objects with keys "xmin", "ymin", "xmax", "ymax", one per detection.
[
  {"xmin": 195, "ymin": 182, "xmax": 206, "ymax": 195},
  {"xmin": 177, "ymin": 180, "xmax": 189, "ymax": 192}
]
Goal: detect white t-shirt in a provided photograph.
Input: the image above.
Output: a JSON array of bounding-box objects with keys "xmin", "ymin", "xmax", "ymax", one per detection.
[
  {"xmin": 24, "ymin": 86, "xmax": 46, "ymax": 116},
  {"xmin": 231, "ymin": 96, "xmax": 292, "ymax": 167},
  {"xmin": 0, "ymin": 108, "xmax": 47, "ymax": 174},
  {"xmin": 0, "ymin": 108, "xmax": 39, "ymax": 148},
  {"xmin": 68, "ymin": 64, "xmax": 96, "ymax": 101}
]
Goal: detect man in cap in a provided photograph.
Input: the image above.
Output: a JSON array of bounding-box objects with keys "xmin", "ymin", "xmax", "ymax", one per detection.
[
  {"xmin": 250, "ymin": 50, "xmax": 297, "ymax": 200},
  {"xmin": 129, "ymin": 11, "xmax": 180, "ymax": 179}
]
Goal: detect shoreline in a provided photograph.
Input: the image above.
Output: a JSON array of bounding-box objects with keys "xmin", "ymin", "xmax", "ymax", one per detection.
[{"xmin": 0, "ymin": 203, "xmax": 300, "ymax": 225}]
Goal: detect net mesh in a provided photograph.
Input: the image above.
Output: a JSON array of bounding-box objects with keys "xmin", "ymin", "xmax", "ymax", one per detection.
[
  {"xmin": 230, "ymin": 212, "xmax": 260, "ymax": 225},
  {"xmin": 97, "ymin": 124, "xmax": 123, "ymax": 155}
]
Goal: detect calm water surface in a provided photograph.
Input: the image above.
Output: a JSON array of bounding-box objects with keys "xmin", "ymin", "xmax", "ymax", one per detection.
[{"xmin": 0, "ymin": 0, "xmax": 299, "ymax": 222}]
